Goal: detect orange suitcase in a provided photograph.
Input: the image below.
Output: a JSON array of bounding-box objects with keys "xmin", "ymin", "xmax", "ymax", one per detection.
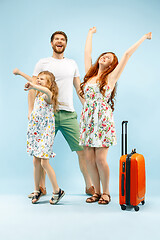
[{"xmin": 119, "ymin": 121, "xmax": 146, "ymax": 211}]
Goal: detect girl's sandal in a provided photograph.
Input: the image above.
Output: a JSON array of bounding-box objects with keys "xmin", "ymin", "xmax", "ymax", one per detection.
[
  {"xmin": 32, "ymin": 190, "xmax": 42, "ymax": 204},
  {"xmin": 49, "ymin": 188, "xmax": 65, "ymax": 205},
  {"xmin": 86, "ymin": 193, "xmax": 101, "ymax": 203},
  {"xmin": 98, "ymin": 193, "xmax": 111, "ymax": 205}
]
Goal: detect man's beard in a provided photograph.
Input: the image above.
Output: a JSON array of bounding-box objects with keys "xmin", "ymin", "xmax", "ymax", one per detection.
[{"xmin": 52, "ymin": 44, "xmax": 66, "ymax": 54}]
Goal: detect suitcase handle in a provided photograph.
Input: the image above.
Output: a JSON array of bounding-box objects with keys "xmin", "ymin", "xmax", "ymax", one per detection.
[
  {"xmin": 121, "ymin": 174, "xmax": 125, "ymax": 196},
  {"xmin": 122, "ymin": 121, "xmax": 128, "ymax": 155}
]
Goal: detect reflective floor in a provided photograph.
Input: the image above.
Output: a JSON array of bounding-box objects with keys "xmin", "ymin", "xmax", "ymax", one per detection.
[{"xmin": 0, "ymin": 191, "xmax": 159, "ymax": 240}]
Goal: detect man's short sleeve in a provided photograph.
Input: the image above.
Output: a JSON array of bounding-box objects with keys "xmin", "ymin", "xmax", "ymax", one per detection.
[
  {"xmin": 33, "ymin": 60, "xmax": 42, "ymax": 76},
  {"xmin": 73, "ymin": 61, "xmax": 80, "ymax": 78}
]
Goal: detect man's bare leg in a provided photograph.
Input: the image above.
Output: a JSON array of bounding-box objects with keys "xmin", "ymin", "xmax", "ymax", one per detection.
[{"xmin": 76, "ymin": 150, "xmax": 95, "ymax": 195}]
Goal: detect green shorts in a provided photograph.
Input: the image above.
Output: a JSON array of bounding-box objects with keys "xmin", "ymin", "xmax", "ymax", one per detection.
[{"xmin": 54, "ymin": 110, "xmax": 84, "ymax": 152}]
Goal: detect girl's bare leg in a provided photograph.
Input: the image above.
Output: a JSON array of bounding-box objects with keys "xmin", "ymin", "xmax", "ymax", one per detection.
[
  {"xmin": 39, "ymin": 166, "xmax": 46, "ymax": 189},
  {"xmin": 32, "ymin": 156, "xmax": 41, "ymax": 203},
  {"xmin": 41, "ymin": 159, "xmax": 59, "ymax": 193},
  {"xmin": 33, "ymin": 156, "xmax": 41, "ymax": 190}
]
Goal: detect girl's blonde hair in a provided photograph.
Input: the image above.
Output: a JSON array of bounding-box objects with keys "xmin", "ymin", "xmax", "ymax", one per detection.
[{"xmin": 36, "ymin": 71, "xmax": 58, "ymax": 112}]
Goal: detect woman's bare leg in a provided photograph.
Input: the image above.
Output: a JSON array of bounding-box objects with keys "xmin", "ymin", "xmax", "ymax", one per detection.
[{"xmin": 95, "ymin": 147, "xmax": 110, "ymax": 202}]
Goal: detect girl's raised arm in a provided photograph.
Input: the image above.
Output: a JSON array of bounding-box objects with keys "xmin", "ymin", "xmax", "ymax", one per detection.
[
  {"xmin": 13, "ymin": 68, "xmax": 34, "ymax": 83},
  {"xmin": 108, "ymin": 32, "xmax": 152, "ymax": 88},
  {"xmin": 24, "ymin": 82, "xmax": 53, "ymax": 104},
  {"xmin": 84, "ymin": 27, "xmax": 97, "ymax": 73}
]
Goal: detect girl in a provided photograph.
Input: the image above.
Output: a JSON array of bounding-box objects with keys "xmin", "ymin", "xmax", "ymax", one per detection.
[
  {"xmin": 79, "ymin": 27, "xmax": 152, "ymax": 204},
  {"xmin": 13, "ymin": 68, "xmax": 65, "ymax": 204}
]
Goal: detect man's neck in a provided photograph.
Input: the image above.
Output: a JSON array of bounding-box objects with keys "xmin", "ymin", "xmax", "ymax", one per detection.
[{"xmin": 52, "ymin": 51, "xmax": 64, "ymax": 59}]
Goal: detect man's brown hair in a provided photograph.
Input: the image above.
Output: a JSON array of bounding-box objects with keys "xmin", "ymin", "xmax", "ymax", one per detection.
[{"xmin": 50, "ymin": 31, "xmax": 68, "ymax": 43}]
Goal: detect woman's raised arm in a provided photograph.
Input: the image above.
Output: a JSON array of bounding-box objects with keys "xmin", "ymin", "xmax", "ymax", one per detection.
[
  {"xmin": 108, "ymin": 32, "xmax": 152, "ymax": 88},
  {"xmin": 84, "ymin": 27, "xmax": 97, "ymax": 74}
]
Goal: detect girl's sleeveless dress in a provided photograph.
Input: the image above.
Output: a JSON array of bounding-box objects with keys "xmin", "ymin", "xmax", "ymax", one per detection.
[
  {"xmin": 79, "ymin": 83, "xmax": 117, "ymax": 147},
  {"xmin": 27, "ymin": 94, "xmax": 55, "ymax": 158}
]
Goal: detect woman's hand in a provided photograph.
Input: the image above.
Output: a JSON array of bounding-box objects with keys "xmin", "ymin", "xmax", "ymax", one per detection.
[
  {"xmin": 89, "ymin": 26, "xmax": 97, "ymax": 34},
  {"xmin": 13, "ymin": 68, "xmax": 21, "ymax": 75},
  {"xmin": 24, "ymin": 82, "xmax": 34, "ymax": 91},
  {"xmin": 145, "ymin": 32, "xmax": 152, "ymax": 40}
]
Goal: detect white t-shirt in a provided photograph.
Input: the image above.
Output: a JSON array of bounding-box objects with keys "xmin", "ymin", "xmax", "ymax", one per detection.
[{"xmin": 33, "ymin": 57, "xmax": 80, "ymax": 112}]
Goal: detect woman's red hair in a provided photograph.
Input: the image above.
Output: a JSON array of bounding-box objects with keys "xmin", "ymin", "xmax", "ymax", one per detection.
[{"xmin": 79, "ymin": 52, "xmax": 118, "ymax": 111}]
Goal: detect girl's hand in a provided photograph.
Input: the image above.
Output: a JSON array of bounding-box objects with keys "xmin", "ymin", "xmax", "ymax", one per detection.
[
  {"xmin": 146, "ymin": 32, "xmax": 152, "ymax": 40},
  {"xmin": 13, "ymin": 68, "xmax": 21, "ymax": 75},
  {"xmin": 24, "ymin": 82, "xmax": 34, "ymax": 91},
  {"xmin": 28, "ymin": 113, "xmax": 31, "ymax": 120},
  {"xmin": 89, "ymin": 26, "xmax": 97, "ymax": 34}
]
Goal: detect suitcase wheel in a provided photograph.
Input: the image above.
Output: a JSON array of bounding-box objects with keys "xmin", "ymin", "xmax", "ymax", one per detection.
[
  {"xmin": 134, "ymin": 206, "xmax": 139, "ymax": 211},
  {"xmin": 121, "ymin": 205, "xmax": 126, "ymax": 210},
  {"xmin": 141, "ymin": 200, "xmax": 145, "ymax": 205}
]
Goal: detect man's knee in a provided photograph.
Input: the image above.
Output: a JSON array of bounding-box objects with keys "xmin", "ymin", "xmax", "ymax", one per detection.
[{"xmin": 76, "ymin": 150, "xmax": 85, "ymax": 159}]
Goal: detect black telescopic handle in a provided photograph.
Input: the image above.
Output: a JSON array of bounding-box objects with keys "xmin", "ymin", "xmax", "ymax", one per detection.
[{"xmin": 122, "ymin": 121, "xmax": 128, "ymax": 156}]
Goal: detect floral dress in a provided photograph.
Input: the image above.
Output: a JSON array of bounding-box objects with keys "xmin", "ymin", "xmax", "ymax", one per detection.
[
  {"xmin": 27, "ymin": 94, "xmax": 55, "ymax": 158},
  {"xmin": 79, "ymin": 83, "xmax": 117, "ymax": 147}
]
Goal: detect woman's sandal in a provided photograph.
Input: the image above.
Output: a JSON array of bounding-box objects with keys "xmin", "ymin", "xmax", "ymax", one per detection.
[
  {"xmin": 98, "ymin": 193, "xmax": 111, "ymax": 205},
  {"xmin": 86, "ymin": 193, "xmax": 101, "ymax": 203},
  {"xmin": 32, "ymin": 190, "xmax": 42, "ymax": 204},
  {"xmin": 49, "ymin": 188, "xmax": 65, "ymax": 205}
]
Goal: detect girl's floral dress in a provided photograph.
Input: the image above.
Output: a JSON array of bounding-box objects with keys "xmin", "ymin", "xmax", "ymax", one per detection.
[
  {"xmin": 79, "ymin": 83, "xmax": 117, "ymax": 148},
  {"xmin": 27, "ymin": 94, "xmax": 55, "ymax": 158}
]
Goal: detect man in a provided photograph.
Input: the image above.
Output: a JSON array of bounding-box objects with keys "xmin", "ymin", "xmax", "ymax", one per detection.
[{"xmin": 28, "ymin": 31, "xmax": 94, "ymax": 197}]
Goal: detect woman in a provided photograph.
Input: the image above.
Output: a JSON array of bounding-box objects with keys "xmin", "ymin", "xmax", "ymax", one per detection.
[{"xmin": 79, "ymin": 27, "xmax": 152, "ymax": 204}]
